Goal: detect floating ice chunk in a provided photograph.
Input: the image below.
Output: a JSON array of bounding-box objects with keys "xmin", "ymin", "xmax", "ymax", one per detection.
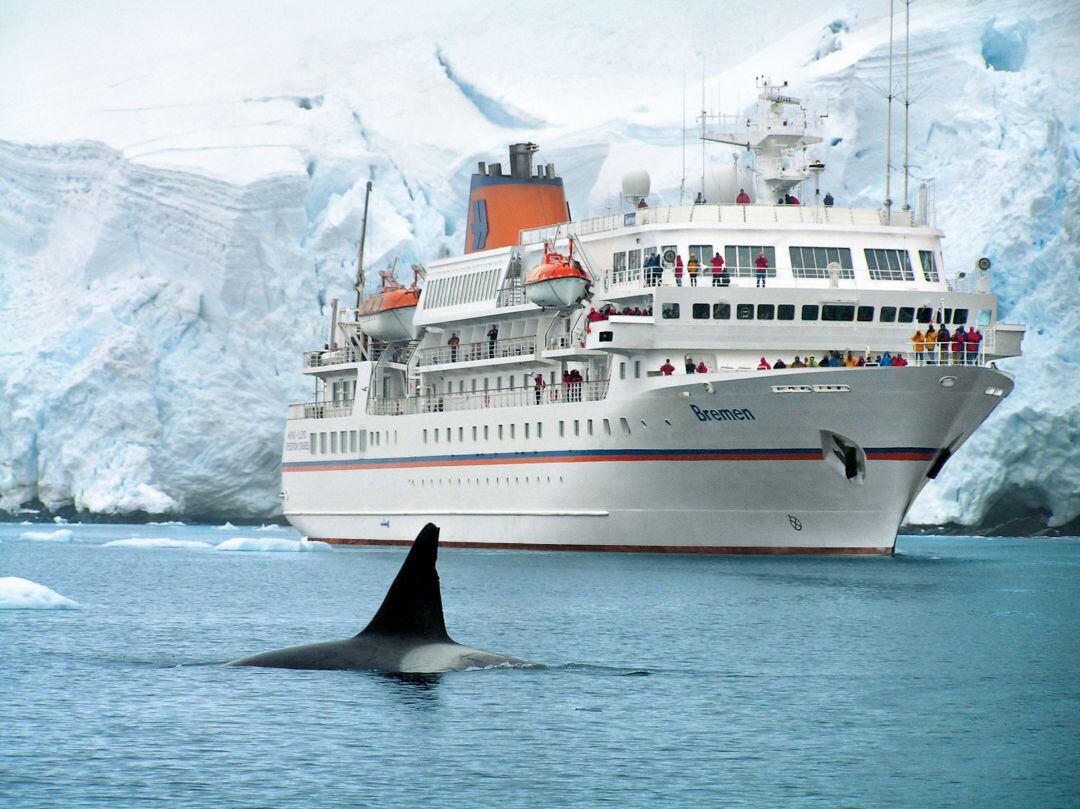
[
  {"xmin": 0, "ymin": 577, "xmax": 80, "ymax": 609},
  {"xmin": 101, "ymin": 537, "xmax": 213, "ymax": 550},
  {"xmin": 53, "ymin": 516, "xmax": 69, "ymax": 524},
  {"xmin": 18, "ymin": 529, "xmax": 75, "ymax": 542},
  {"xmin": 214, "ymin": 537, "xmax": 332, "ymax": 552},
  {"xmin": 215, "ymin": 522, "xmax": 237, "ymax": 530},
  {"xmin": 148, "ymin": 520, "xmax": 186, "ymax": 526}
]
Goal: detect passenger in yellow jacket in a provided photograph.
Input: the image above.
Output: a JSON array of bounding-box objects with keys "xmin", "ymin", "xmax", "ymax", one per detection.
[
  {"xmin": 912, "ymin": 330, "xmax": 925, "ymax": 356},
  {"xmin": 923, "ymin": 326, "xmax": 937, "ymax": 364}
]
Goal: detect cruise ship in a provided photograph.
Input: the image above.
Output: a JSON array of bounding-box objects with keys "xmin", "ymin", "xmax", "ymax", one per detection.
[{"xmin": 279, "ymin": 81, "xmax": 1024, "ymax": 554}]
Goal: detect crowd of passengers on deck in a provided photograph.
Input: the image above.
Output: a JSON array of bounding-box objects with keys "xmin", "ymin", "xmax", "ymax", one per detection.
[{"xmin": 639, "ymin": 248, "xmax": 771, "ymax": 288}]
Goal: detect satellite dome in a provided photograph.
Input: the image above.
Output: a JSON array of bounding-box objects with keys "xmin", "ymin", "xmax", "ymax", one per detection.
[{"xmin": 622, "ymin": 169, "xmax": 651, "ymax": 200}]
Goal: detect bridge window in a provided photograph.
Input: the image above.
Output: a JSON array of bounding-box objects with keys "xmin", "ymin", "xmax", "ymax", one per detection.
[
  {"xmin": 917, "ymin": 307, "xmax": 933, "ymax": 323},
  {"xmin": 789, "ymin": 246, "xmax": 854, "ymax": 279},
  {"xmin": 724, "ymin": 245, "xmax": 776, "ymax": 278},
  {"xmin": 857, "ymin": 306, "xmax": 875, "ymax": 322},
  {"xmin": 898, "ymin": 306, "xmax": 915, "ymax": 323},
  {"xmin": 736, "ymin": 303, "xmax": 754, "ymax": 320},
  {"xmin": 880, "ymin": 306, "xmax": 897, "ymax": 322},
  {"xmin": 713, "ymin": 303, "xmax": 731, "ymax": 320},
  {"xmin": 801, "ymin": 304, "xmax": 819, "ymax": 321},
  {"xmin": 822, "ymin": 304, "xmax": 855, "ymax": 321},
  {"xmin": 918, "ymin": 250, "xmax": 940, "ymax": 282},
  {"xmin": 662, "ymin": 303, "xmax": 680, "ymax": 319},
  {"xmin": 865, "ymin": 248, "xmax": 915, "ymax": 281},
  {"xmin": 777, "ymin": 304, "xmax": 795, "ymax": 321},
  {"xmin": 613, "ymin": 251, "xmax": 626, "ymax": 273},
  {"xmin": 689, "ymin": 244, "xmax": 714, "ymax": 265},
  {"xmin": 953, "ymin": 308, "xmax": 969, "ymax": 324},
  {"xmin": 756, "ymin": 304, "xmax": 774, "ymax": 320},
  {"xmin": 628, "ymin": 249, "xmax": 641, "ymax": 272},
  {"xmin": 692, "ymin": 303, "xmax": 710, "ymax": 320}
]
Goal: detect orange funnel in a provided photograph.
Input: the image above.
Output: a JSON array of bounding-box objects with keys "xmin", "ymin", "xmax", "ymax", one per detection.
[{"xmin": 464, "ymin": 142, "xmax": 569, "ymax": 254}]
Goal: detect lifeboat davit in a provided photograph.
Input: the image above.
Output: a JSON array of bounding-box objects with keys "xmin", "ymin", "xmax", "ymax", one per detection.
[
  {"xmin": 357, "ymin": 270, "xmax": 422, "ymax": 343},
  {"xmin": 524, "ymin": 251, "xmax": 590, "ymax": 308}
]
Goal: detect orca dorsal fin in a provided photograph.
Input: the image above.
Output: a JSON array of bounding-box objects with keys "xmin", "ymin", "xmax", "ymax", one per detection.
[{"xmin": 356, "ymin": 523, "xmax": 452, "ymax": 642}]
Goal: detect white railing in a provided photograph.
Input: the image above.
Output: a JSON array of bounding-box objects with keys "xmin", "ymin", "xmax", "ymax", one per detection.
[
  {"xmin": 760, "ymin": 345, "xmax": 987, "ymax": 370},
  {"xmin": 288, "ymin": 399, "xmax": 355, "ymax": 420},
  {"xmin": 417, "ymin": 335, "xmax": 537, "ymax": 367},
  {"xmin": 520, "ymin": 205, "xmax": 922, "ymax": 245},
  {"xmin": 368, "ymin": 380, "xmax": 610, "ymax": 416},
  {"xmin": 608, "ymin": 266, "xmax": 775, "ymax": 289},
  {"xmin": 303, "ymin": 346, "xmax": 397, "ymax": 368}
]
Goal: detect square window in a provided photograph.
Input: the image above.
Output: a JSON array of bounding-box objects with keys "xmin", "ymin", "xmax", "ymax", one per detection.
[
  {"xmin": 662, "ymin": 303, "xmax": 680, "ymax": 319},
  {"xmin": 880, "ymin": 306, "xmax": 897, "ymax": 323},
  {"xmin": 801, "ymin": 304, "xmax": 819, "ymax": 321},
  {"xmin": 917, "ymin": 307, "xmax": 933, "ymax": 324},
  {"xmin": 953, "ymin": 308, "xmax": 969, "ymax": 324},
  {"xmin": 898, "ymin": 307, "xmax": 915, "ymax": 323},
  {"xmin": 692, "ymin": 303, "xmax": 710, "ymax": 320},
  {"xmin": 857, "ymin": 306, "xmax": 874, "ymax": 322},
  {"xmin": 737, "ymin": 303, "xmax": 754, "ymax": 320},
  {"xmin": 599, "ymin": 331, "xmax": 613, "ymax": 342},
  {"xmin": 756, "ymin": 304, "xmax": 774, "ymax": 320},
  {"xmin": 712, "ymin": 303, "xmax": 731, "ymax": 320},
  {"xmin": 777, "ymin": 304, "xmax": 795, "ymax": 321}
]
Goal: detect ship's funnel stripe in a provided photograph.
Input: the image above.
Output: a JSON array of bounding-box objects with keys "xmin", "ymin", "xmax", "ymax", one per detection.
[{"xmin": 282, "ymin": 446, "xmax": 937, "ymax": 473}]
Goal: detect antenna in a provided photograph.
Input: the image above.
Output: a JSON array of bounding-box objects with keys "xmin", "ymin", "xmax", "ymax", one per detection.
[
  {"xmin": 355, "ymin": 180, "xmax": 373, "ymax": 308},
  {"xmin": 901, "ymin": 0, "xmax": 910, "ymax": 210},
  {"xmin": 884, "ymin": 0, "xmax": 894, "ymax": 221},
  {"xmin": 700, "ymin": 56, "xmax": 707, "ymax": 201},
  {"xmin": 885, "ymin": 0, "xmax": 894, "ymax": 221},
  {"xmin": 680, "ymin": 69, "xmax": 687, "ymax": 204}
]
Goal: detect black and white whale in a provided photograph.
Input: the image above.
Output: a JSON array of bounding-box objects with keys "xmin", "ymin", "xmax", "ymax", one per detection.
[{"xmin": 229, "ymin": 523, "xmax": 534, "ymax": 673}]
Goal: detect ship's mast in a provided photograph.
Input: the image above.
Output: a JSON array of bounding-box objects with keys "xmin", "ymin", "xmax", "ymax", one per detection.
[
  {"xmin": 701, "ymin": 77, "xmax": 822, "ymax": 202},
  {"xmin": 355, "ymin": 180, "xmax": 373, "ymax": 308},
  {"xmin": 902, "ymin": 0, "xmax": 911, "ymax": 212},
  {"xmin": 884, "ymin": 0, "xmax": 895, "ymax": 221}
]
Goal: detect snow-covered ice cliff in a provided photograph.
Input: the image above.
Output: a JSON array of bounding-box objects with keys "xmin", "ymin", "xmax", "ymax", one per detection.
[{"xmin": 0, "ymin": 0, "xmax": 1076, "ymax": 531}]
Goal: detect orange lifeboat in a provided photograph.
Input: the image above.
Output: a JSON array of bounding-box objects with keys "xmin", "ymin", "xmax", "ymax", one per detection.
[
  {"xmin": 524, "ymin": 249, "xmax": 591, "ymax": 308},
  {"xmin": 356, "ymin": 270, "xmax": 422, "ymax": 343}
]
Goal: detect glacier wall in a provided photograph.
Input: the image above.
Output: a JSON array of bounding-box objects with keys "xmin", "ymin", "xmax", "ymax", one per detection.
[{"xmin": 0, "ymin": 0, "xmax": 1076, "ymax": 530}]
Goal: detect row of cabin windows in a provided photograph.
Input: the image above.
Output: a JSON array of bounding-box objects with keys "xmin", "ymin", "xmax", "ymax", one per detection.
[
  {"xmin": 425, "ymin": 267, "xmax": 502, "ymax": 309},
  {"xmin": 613, "ymin": 246, "xmax": 939, "ymax": 282},
  {"xmin": 309, "ymin": 429, "xmax": 398, "ymax": 455},
  {"xmin": 662, "ymin": 302, "xmax": 970, "ymax": 324},
  {"xmin": 420, "ymin": 417, "xmax": 645, "ymax": 445}
]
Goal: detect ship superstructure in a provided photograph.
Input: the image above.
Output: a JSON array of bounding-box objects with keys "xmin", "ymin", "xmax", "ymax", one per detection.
[{"xmin": 279, "ymin": 84, "xmax": 1023, "ymax": 554}]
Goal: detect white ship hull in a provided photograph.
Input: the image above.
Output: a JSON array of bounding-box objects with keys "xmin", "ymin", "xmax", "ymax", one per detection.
[{"xmin": 281, "ymin": 366, "xmax": 1012, "ymax": 554}]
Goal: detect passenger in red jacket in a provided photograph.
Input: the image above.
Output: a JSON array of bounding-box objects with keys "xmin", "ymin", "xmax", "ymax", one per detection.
[
  {"xmin": 710, "ymin": 252, "xmax": 727, "ymax": 287},
  {"xmin": 696, "ymin": 360, "xmax": 708, "ymax": 373},
  {"xmin": 757, "ymin": 357, "xmax": 772, "ymax": 370},
  {"xmin": 736, "ymin": 188, "xmax": 751, "ymax": 204},
  {"xmin": 754, "ymin": 252, "xmax": 769, "ymax": 288},
  {"xmin": 660, "ymin": 359, "xmax": 675, "ymax": 375},
  {"xmin": 964, "ymin": 326, "xmax": 981, "ymax": 364},
  {"xmin": 951, "ymin": 330, "xmax": 964, "ymax": 363},
  {"xmin": 674, "ymin": 255, "xmax": 684, "ymax": 286}
]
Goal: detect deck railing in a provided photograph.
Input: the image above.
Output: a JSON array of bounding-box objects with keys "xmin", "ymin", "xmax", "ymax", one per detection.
[
  {"xmin": 303, "ymin": 346, "xmax": 397, "ymax": 368},
  {"xmin": 417, "ymin": 335, "xmax": 537, "ymax": 367},
  {"xmin": 367, "ymin": 379, "xmax": 610, "ymax": 416},
  {"xmin": 287, "ymin": 399, "xmax": 355, "ymax": 420}
]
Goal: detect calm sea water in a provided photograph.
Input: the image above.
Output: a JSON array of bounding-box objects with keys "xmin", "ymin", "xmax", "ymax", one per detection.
[{"xmin": 2, "ymin": 523, "xmax": 1077, "ymax": 808}]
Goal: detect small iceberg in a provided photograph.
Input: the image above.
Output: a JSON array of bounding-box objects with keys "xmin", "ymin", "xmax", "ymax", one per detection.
[
  {"xmin": 18, "ymin": 529, "xmax": 75, "ymax": 542},
  {"xmin": 215, "ymin": 522, "xmax": 237, "ymax": 530},
  {"xmin": 0, "ymin": 577, "xmax": 80, "ymax": 609},
  {"xmin": 214, "ymin": 537, "xmax": 332, "ymax": 553},
  {"xmin": 148, "ymin": 520, "xmax": 186, "ymax": 526},
  {"xmin": 102, "ymin": 537, "xmax": 213, "ymax": 550}
]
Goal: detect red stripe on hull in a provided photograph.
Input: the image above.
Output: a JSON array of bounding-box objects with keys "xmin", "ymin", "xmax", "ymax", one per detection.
[{"xmin": 308, "ymin": 537, "xmax": 893, "ymax": 555}]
